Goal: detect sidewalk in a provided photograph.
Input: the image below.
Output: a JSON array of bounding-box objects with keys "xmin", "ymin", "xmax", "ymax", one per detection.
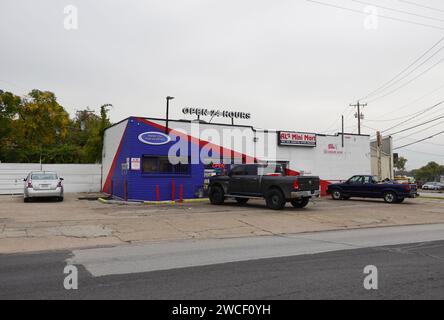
[{"xmin": 1, "ymin": 194, "xmax": 444, "ymax": 254}]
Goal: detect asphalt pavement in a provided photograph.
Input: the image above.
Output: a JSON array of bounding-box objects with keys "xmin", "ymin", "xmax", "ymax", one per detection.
[{"xmin": 1, "ymin": 224, "xmax": 444, "ymax": 299}]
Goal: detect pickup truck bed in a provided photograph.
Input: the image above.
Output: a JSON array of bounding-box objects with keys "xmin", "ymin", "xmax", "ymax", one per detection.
[{"xmin": 208, "ymin": 164, "xmax": 320, "ymax": 210}]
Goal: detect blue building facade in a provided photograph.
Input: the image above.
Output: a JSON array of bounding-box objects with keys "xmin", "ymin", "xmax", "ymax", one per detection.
[{"xmin": 102, "ymin": 117, "xmax": 231, "ymax": 202}]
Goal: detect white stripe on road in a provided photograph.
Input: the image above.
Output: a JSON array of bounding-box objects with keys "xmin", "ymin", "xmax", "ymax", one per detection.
[{"xmin": 67, "ymin": 223, "xmax": 444, "ymax": 277}]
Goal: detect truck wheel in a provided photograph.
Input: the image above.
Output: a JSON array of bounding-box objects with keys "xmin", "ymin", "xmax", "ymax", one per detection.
[
  {"xmin": 331, "ymin": 190, "xmax": 342, "ymax": 200},
  {"xmin": 291, "ymin": 197, "xmax": 310, "ymax": 208},
  {"xmin": 265, "ymin": 189, "xmax": 286, "ymax": 210},
  {"xmin": 209, "ymin": 185, "xmax": 225, "ymax": 205},
  {"xmin": 383, "ymin": 191, "xmax": 397, "ymax": 204},
  {"xmin": 235, "ymin": 198, "xmax": 249, "ymax": 205}
]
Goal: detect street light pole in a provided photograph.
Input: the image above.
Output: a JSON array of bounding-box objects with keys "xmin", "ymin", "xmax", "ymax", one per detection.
[{"xmin": 165, "ymin": 96, "xmax": 174, "ymax": 134}]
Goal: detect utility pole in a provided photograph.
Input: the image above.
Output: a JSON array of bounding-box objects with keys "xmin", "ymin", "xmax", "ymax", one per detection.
[
  {"xmin": 341, "ymin": 115, "xmax": 344, "ymax": 148},
  {"xmin": 165, "ymin": 96, "xmax": 174, "ymax": 134},
  {"xmin": 376, "ymin": 131, "xmax": 382, "ymax": 180},
  {"xmin": 350, "ymin": 101, "xmax": 366, "ymax": 135}
]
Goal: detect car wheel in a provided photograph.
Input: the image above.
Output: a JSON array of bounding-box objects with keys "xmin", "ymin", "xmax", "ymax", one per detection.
[
  {"xmin": 265, "ymin": 189, "xmax": 286, "ymax": 210},
  {"xmin": 235, "ymin": 198, "xmax": 249, "ymax": 205},
  {"xmin": 24, "ymin": 197, "xmax": 29, "ymax": 203},
  {"xmin": 290, "ymin": 197, "xmax": 310, "ymax": 208},
  {"xmin": 383, "ymin": 191, "xmax": 398, "ymax": 204},
  {"xmin": 331, "ymin": 190, "xmax": 342, "ymax": 200},
  {"xmin": 58, "ymin": 197, "xmax": 64, "ymax": 202},
  {"xmin": 209, "ymin": 185, "xmax": 225, "ymax": 205}
]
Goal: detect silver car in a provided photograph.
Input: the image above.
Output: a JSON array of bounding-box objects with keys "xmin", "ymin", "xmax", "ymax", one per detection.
[
  {"xmin": 422, "ymin": 182, "xmax": 444, "ymax": 191},
  {"xmin": 23, "ymin": 171, "xmax": 64, "ymax": 202}
]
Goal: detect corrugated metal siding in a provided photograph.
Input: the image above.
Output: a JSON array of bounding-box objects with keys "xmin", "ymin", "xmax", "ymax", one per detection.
[{"xmin": 0, "ymin": 163, "xmax": 102, "ymax": 194}]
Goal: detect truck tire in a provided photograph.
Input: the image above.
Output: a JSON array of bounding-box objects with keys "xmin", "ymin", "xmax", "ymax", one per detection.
[
  {"xmin": 383, "ymin": 191, "xmax": 397, "ymax": 204},
  {"xmin": 209, "ymin": 185, "xmax": 225, "ymax": 205},
  {"xmin": 331, "ymin": 189, "xmax": 343, "ymax": 200},
  {"xmin": 265, "ymin": 189, "xmax": 286, "ymax": 210},
  {"xmin": 291, "ymin": 197, "xmax": 310, "ymax": 208},
  {"xmin": 235, "ymin": 198, "xmax": 249, "ymax": 205}
]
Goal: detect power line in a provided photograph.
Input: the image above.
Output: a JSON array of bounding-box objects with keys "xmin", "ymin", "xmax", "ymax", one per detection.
[
  {"xmin": 381, "ymin": 100, "xmax": 444, "ymax": 133},
  {"xmin": 366, "ymin": 99, "xmax": 444, "ymax": 122},
  {"xmin": 367, "ymin": 82, "xmax": 444, "ymax": 120},
  {"xmin": 398, "ymin": 0, "xmax": 444, "ymax": 14},
  {"xmin": 306, "ymin": 0, "xmax": 444, "ymax": 30},
  {"xmin": 403, "ymin": 148, "xmax": 444, "ymax": 156},
  {"xmin": 394, "ymin": 130, "xmax": 444, "ymax": 149},
  {"xmin": 396, "ymin": 119, "xmax": 444, "ymax": 141},
  {"xmin": 321, "ymin": 105, "xmax": 355, "ymax": 133},
  {"xmin": 368, "ymin": 56, "xmax": 444, "ymax": 103},
  {"xmin": 352, "ymin": 0, "xmax": 444, "ymax": 23},
  {"xmin": 359, "ymin": 38, "xmax": 444, "ymax": 101},
  {"xmin": 389, "ymin": 113, "xmax": 444, "ymax": 136}
]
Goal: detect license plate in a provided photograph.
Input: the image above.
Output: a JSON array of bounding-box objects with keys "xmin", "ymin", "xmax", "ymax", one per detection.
[{"xmin": 40, "ymin": 184, "xmax": 50, "ymax": 189}]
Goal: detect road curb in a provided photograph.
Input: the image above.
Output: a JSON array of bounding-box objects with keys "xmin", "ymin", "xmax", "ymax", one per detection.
[{"xmin": 97, "ymin": 197, "xmax": 209, "ymax": 205}]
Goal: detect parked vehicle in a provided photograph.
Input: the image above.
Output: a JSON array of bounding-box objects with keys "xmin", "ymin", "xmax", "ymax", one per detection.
[
  {"xmin": 23, "ymin": 171, "xmax": 64, "ymax": 202},
  {"xmin": 327, "ymin": 175, "xmax": 418, "ymax": 203},
  {"xmin": 208, "ymin": 164, "xmax": 320, "ymax": 210},
  {"xmin": 422, "ymin": 182, "xmax": 444, "ymax": 191}
]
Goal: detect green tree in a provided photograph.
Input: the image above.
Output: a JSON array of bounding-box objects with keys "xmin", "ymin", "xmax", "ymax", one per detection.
[
  {"xmin": 394, "ymin": 156, "xmax": 407, "ymax": 171},
  {"xmin": 0, "ymin": 90, "xmax": 21, "ymax": 162},
  {"xmin": 413, "ymin": 161, "xmax": 444, "ymax": 182},
  {"xmin": 69, "ymin": 105, "xmax": 111, "ymax": 163},
  {"xmin": 0, "ymin": 89, "xmax": 111, "ymax": 164}
]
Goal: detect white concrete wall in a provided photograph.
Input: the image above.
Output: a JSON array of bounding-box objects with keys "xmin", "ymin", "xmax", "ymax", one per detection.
[
  {"xmin": 148, "ymin": 119, "xmax": 371, "ymax": 181},
  {"xmin": 102, "ymin": 119, "xmax": 128, "ymax": 189},
  {"xmin": 0, "ymin": 163, "xmax": 102, "ymax": 195}
]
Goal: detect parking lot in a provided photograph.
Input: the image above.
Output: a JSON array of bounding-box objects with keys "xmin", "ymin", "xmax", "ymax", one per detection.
[{"xmin": 0, "ymin": 194, "xmax": 444, "ymax": 254}]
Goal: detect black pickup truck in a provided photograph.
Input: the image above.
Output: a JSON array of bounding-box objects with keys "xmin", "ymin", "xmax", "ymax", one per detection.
[
  {"xmin": 208, "ymin": 164, "xmax": 320, "ymax": 210},
  {"xmin": 327, "ymin": 175, "xmax": 418, "ymax": 203}
]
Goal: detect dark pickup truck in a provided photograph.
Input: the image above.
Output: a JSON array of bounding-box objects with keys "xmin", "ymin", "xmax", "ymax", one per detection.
[
  {"xmin": 327, "ymin": 175, "xmax": 418, "ymax": 203},
  {"xmin": 208, "ymin": 164, "xmax": 320, "ymax": 210}
]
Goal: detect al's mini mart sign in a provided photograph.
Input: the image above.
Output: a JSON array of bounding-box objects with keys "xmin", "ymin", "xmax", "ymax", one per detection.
[{"xmin": 278, "ymin": 131, "xmax": 317, "ymax": 147}]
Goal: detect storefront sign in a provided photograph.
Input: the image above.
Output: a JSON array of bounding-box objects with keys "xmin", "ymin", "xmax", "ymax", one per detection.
[
  {"xmin": 131, "ymin": 158, "xmax": 141, "ymax": 170},
  {"xmin": 182, "ymin": 108, "xmax": 251, "ymax": 119},
  {"xmin": 138, "ymin": 132, "xmax": 171, "ymax": 145},
  {"xmin": 278, "ymin": 131, "xmax": 316, "ymax": 147}
]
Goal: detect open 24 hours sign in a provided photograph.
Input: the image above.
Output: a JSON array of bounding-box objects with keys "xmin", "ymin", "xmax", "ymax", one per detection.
[{"xmin": 278, "ymin": 131, "xmax": 317, "ymax": 147}]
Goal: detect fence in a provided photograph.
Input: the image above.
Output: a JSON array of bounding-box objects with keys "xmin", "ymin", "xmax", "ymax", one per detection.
[{"xmin": 0, "ymin": 163, "xmax": 102, "ymax": 195}]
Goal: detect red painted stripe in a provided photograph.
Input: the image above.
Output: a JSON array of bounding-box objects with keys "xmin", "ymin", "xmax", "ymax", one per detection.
[{"xmin": 136, "ymin": 118, "xmax": 257, "ymax": 163}]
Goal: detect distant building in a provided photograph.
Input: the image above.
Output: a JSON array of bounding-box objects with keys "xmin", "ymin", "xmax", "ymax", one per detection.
[{"xmin": 370, "ymin": 136, "xmax": 394, "ymax": 180}]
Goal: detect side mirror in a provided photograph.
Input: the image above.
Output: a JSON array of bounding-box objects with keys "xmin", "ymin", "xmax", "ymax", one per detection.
[
  {"xmin": 60, "ymin": 178, "xmax": 64, "ymax": 181},
  {"xmin": 23, "ymin": 178, "xmax": 27, "ymax": 182}
]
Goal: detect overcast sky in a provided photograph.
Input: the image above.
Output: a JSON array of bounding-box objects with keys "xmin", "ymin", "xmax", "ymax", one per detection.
[{"xmin": 1, "ymin": 0, "xmax": 443, "ymax": 169}]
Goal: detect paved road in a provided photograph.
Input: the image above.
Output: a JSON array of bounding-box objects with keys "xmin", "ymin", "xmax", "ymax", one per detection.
[{"xmin": 1, "ymin": 224, "xmax": 444, "ymax": 299}]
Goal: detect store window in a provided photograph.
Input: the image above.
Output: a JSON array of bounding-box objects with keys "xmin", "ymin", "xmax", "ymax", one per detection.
[{"xmin": 142, "ymin": 156, "xmax": 190, "ymax": 174}]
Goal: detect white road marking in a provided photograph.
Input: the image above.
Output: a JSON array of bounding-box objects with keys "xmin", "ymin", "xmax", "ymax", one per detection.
[{"xmin": 67, "ymin": 223, "xmax": 444, "ymax": 277}]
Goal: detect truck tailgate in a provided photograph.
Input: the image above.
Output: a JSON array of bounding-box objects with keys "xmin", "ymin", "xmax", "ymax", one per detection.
[{"xmin": 297, "ymin": 177, "xmax": 320, "ymax": 191}]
